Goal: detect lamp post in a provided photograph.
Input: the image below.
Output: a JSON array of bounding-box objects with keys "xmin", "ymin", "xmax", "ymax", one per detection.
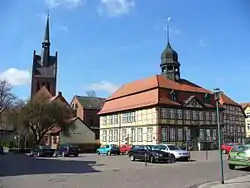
[{"xmin": 213, "ymin": 88, "xmax": 224, "ymax": 184}]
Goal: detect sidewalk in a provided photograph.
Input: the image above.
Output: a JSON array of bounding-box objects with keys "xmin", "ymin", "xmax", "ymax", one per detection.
[{"xmin": 198, "ymin": 175, "xmax": 250, "ymax": 188}]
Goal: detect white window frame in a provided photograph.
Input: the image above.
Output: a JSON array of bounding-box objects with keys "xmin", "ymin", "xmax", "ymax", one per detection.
[
  {"xmin": 161, "ymin": 127, "xmax": 168, "ymax": 142},
  {"xmin": 170, "ymin": 128, "xmax": 175, "ymax": 141},
  {"xmin": 147, "ymin": 127, "xmax": 153, "ymax": 142},
  {"xmin": 108, "ymin": 129, "xmax": 113, "ymax": 141},
  {"xmin": 114, "ymin": 129, "xmax": 118, "ymax": 142},
  {"xmin": 137, "ymin": 128, "xmax": 143, "ymax": 142},
  {"xmin": 102, "ymin": 130, "xmax": 107, "ymax": 141},
  {"xmin": 177, "ymin": 128, "xmax": 183, "ymax": 141}
]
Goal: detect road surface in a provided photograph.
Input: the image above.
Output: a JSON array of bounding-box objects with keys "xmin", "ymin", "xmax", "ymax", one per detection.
[{"xmin": 0, "ymin": 152, "xmax": 249, "ymax": 188}]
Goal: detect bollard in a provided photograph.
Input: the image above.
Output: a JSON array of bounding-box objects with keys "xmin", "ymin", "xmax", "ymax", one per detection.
[
  {"xmin": 206, "ymin": 150, "xmax": 208, "ymax": 160},
  {"xmin": 145, "ymin": 153, "xmax": 147, "ymax": 166}
]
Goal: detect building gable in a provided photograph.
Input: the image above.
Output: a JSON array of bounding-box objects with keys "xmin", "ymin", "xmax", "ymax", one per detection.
[
  {"xmin": 184, "ymin": 96, "xmax": 204, "ymax": 108},
  {"xmin": 60, "ymin": 117, "xmax": 95, "ymax": 144}
]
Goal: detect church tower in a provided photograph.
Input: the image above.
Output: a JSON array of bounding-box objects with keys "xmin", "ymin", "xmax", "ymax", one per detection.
[
  {"xmin": 31, "ymin": 14, "xmax": 58, "ymax": 97},
  {"xmin": 160, "ymin": 19, "xmax": 180, "ymax": 82}
]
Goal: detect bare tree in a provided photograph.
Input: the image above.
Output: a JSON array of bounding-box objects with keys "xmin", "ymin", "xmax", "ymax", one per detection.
[
  {"xmin": 9, "ymin": 98, "xmax": 75, "ymax": 145},
  {"xmin": 86, "ymin": 90, "xmax": 97, "ymax": 98},
  {"xmin": 0, "ymin": 80, "xmax": 16, "ymax": 110}
]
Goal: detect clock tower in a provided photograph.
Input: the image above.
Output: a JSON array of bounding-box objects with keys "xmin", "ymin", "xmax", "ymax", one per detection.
[{"xmin": 160, "ymin": 19, "xmax": 180, "ymax": 82}]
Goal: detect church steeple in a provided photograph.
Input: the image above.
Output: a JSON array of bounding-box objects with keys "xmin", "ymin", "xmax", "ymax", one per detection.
[
  {"xmin": 160, "ymin": 17, "xmax": 181, "ymax": 82},
  {"xmin": 41, "ymin": 13, "xmax": 50, "ymax": 67},
  {"xmin": 31, "ymin": 13, "xmax": 58, "ymax": 97}
]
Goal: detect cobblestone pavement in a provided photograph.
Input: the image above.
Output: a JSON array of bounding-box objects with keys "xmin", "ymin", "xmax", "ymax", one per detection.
[{"xmin": 0, "ymin": 151, "xmax": 249, "ymax": 188}]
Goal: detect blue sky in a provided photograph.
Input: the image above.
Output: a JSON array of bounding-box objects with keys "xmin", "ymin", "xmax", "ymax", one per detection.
[{"xmin": 0, "ymin": 0, "xmax": 249, "ymax": 103}]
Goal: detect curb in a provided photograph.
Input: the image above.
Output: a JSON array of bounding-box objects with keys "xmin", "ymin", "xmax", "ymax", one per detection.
[{"xmin": 196, "ymin": 174, "xmax": 250, "ymax": 188}]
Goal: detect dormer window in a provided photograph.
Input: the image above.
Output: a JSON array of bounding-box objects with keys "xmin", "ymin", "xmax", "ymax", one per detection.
[
  {"xmin": 204, "ymin": 93, "xmax": 211, "ymax": 103},
  {"xmin": 170, "ymin": 90, "xmax": 177, "ymax": 101}
]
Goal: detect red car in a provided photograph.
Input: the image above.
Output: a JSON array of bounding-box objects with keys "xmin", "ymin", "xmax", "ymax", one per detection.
[
  {"xmin": 221, "ymin": 143, "xmax": 239, "ymax": 154},
  {"xmin": 119, "ymin": 144, "xmax": 132, "ymax": 154}
]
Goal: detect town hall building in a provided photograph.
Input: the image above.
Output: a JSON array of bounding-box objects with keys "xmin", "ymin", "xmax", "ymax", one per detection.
[{"xmin": 98, "ymin": 36, "xmax": 246, "ymax": 150}]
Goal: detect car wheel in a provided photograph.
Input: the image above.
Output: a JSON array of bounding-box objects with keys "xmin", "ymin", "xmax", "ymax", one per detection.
[
  {"xmin": 74, "ymin": 154, "xmax": 79, "ymax": 157},
  {"xmin": 169, "ymin": 154, "xmax": 176, "ymax": 163},
  {"xmin": 228, "ymin": 164, "xmax": 235, "ymax": 170},
  {"xmin": 97, "ymin": 151, "xmax": 100, "ymax": 155},
  {"xmin": 117, "ymin": 152, "xmax": 120, "ymax": 155},
  {"xmin": 129, "ymin": 154, "xmax": 135, "ymax": 161},
  {"xmin": 150, "ymin": 156, "xmax": 155, "ymax": 163}
]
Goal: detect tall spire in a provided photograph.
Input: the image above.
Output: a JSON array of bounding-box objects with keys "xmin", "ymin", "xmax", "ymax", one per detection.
[
  {"xmin": 41, "ymin": 12, "xmax": 51, "ymax": 66},
  {"xmin": 44, "ymin": 12, "xmax": 49, "ymax": 42},
  {"xmin": 44, "ymin": 12, "xmax": 50, "ymax": 43}
]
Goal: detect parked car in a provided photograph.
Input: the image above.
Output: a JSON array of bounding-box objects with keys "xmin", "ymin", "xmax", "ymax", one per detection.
[
  {"xmin": 228, "ymin": 144, "xmax": 250, "ymax": 170},
  {"xmin": 221, "ymin": 143, "xmax": 239, "ymax": 154},
  {"xmin": 128, "ymin": 145, "xmax": 175, "ymax": 163},
  {"xmin": 97, "ymin": 144, "xmax": 120, "ymax": 155},
  {"xmin": 119, "ymin": 144, "xmax": 132, "ymax": 154},
  {"xmin": 54, "ymin": 144, "xmax": 79, "ymax": 157},
  {"xmin": 0, "ymin": 146, "xmax": 4, "ymax": 155},
  {"xmin": 153, "ymin": 144, "xmax": 190, "ymax": 161},
  {"xmin": 30, "ymin": 145, "xmax": 55, "ymax": 157}
]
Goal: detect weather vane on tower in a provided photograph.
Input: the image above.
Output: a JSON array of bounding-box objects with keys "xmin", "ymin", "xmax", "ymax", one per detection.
[{"xmin": 165, "ymin": 17, "xmax": 172, "ymax": 44}]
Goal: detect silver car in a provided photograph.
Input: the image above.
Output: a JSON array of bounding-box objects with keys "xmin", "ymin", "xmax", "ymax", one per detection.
[{"xmin": 153, "ymin": 144, "xmax": 190, "ymax": 161}]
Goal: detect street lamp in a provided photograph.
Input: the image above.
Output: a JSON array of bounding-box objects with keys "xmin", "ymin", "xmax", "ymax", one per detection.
[{"xmin": 213, "ymin": 88, "xmax": 224, "ymax": 184}]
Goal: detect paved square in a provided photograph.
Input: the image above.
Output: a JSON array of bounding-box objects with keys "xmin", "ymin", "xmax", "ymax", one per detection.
[{"xmin": 0, "ymin": 152, "xmax": 248, "ymax": 188}]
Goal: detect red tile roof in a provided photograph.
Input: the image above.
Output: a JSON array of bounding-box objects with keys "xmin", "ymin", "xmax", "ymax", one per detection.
[{"xmin": 99, "ymin": 75, "xmax": 241, "ymax": 115}]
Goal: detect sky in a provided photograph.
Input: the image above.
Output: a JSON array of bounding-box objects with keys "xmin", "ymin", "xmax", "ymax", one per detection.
[{"xmin": 0, "ymin": 0, "xmax": 250, "ymax": 103}]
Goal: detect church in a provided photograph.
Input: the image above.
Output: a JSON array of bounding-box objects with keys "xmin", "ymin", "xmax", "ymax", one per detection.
[
  {"xmin": 30, "ymin": 15, "xmax": 96, "ymax": 149},
  {"xmin": 98, "ymin": 27, "xmax": 246, "ymax": 150}
]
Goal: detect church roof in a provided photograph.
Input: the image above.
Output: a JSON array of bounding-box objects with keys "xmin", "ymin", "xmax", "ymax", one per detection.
[
  {"xmin": 98, "ymin": 75, "xmax": 241, "ymax": 115},
  {"xmin": 74, "ymin": 95, "xmax": 106, "ymax": 109}
]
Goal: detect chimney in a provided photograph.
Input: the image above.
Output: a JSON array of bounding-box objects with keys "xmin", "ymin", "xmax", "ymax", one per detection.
[{"xmin": 58, "ymin": 91, "xmax": 62, "ymax": 96}]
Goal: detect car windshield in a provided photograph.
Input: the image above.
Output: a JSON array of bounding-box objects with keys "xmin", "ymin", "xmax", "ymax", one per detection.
[
  {"xmin": 231, "ymin": 145, "xmax": 248, "ymax": 152},
  {"xmin": 168, "ymin": 145, "xmax": 182, "ymax": 150},
  {"xmin": 111, "ymin": 144, "xmax": 118, "ymax": 148},
  {"xmin": 146, "ymin": 145, "xmax": 153, "ymax": 150}
]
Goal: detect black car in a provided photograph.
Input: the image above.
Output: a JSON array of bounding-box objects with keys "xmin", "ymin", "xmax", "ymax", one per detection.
[
  {"xmin": 30, "ymin": 145, "xmax": 55, "ymax": 157},
  {"xmin": 128, "ymin": 145, "xmax": 175, "ymax": 163},
  {"xmin": 54, "ymin": 144, "xmax": 79, "ymax": 157}
]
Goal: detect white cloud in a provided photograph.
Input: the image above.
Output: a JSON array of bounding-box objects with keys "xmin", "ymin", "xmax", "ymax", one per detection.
[
  {"xmin": 58, "ymin": 25, "xmax": 69, "ymax": 32},
  {"xmin": 45, "ymin": 0, "xmax": 85, "ymax": 9},
  {"xmin": 199, "ymin": 40, "xmax": 208, "ymax": 47},
  {"xmin": 0, "ymin": 68, "xmax": 30, "ymax": 86},
  {"xmin": 98, "ymin": 0, "xmax": 135, "ymax": 17},
  {"xmin": 87, "ymin": 81, "xmax": 119, "ymax": 93}
]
